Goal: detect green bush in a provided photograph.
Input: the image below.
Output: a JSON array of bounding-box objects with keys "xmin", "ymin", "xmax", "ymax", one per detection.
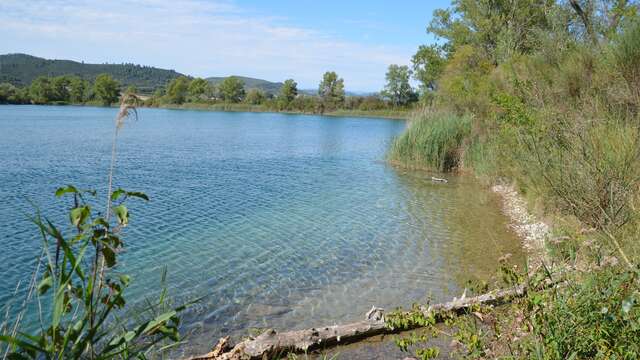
[{"xmin": 521, "ymin": 268, "xmax": 640, "ymax": 358}]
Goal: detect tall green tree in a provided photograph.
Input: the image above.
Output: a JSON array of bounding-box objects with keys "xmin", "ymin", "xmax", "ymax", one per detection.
[
  {"xmin": 29, "ymin": 76, "xmax": 55, "ymax": 104},
  {"xmin": 279, "ymin": 79, "xmax": 298, "ymax": 103},
  {"xmin": 566, "ymin": 0, "xmax": 638, "ymax": 44},
  {"xmin": 69, "ymin": 77, "xmax": 89, "ymax": 103},
  {"xmin": 318, "ymin": 71, "xmax": 345, "ymax": 106},
  {"xmin": 382, "ymin": 65, "xmax": 417, "ymax": 106},
  {"xmin": 412, "ymin": 45, "xmax": 447, "ymax": 92},
  {"xmin": 219, "ymin": 76, "xmax": 245, "ymax": 103},
  {"xmin": 51, "ymin": 76, "xmax": 71, "ymax": 102},
  {"xmin": 0, "ymin": 83, "xmax": 18, "ymax": 104},
  {"xmin": 188, "ymin": 78, "xmax": 210, "ymax": 101},
  {"xmin": 94, "ymin": 74, "xmax": 120, "ymax": 106},
  {"xmin": 166, "ymin": 76, "xmax": 190, "ymax": 104},
  {"xmin": 428, "ymin": 0, "xmax": 555, "ymax": 63}
]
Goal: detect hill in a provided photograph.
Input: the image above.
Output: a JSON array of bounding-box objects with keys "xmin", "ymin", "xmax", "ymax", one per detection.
[
  {"xmin": 0, "ymin": 53, "xmax": 185, "ymax": 92},
  {"xmin": 206, "ymin": 76, "xmax": 283, "ymax": 94}
]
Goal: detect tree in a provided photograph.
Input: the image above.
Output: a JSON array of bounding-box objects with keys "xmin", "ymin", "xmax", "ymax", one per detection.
[
  {"xmin": 382, "ymin": 65, "xmax": 417, "ymax": 106},
  {"xmin": 166, "ymin": 76, "xmax": 190, "ymax": 104},
  {"xmin": 412, "ymin": 45, "xmax": 447, "ymax": 92},
  {"xmin": 51, "ymin": 76, "xmax": 71, "ymax": 102},
  {"xmin": 245, "ymin": 88, "xmax": 266, "ymax": 105},
  {"xmin": 566, "ymin": 0, "xmax": 637, "ymax": 44},
  {"xmin": 279, "ymin": 79, "xmax": 298, "ymax": 103},
  {"xmin": 29, "ymin": 76, "xmax": 55, "ymax": 104},
  {"xmin": 94, "ymin": 74, "xmax": 120, "ymax": 106},
  {"xmin": 69, "ymin": 77, "xmax": 89, "ymax": 103},
  {"xmin": 318, "ymin": 71, "xmax": 345, "ymax": 106},
  {"xmin": 0, "ymin": 83, "xmax": 17, "ymax": 104},
  {"xmin": 219, "ymin": 76, "xmax": 245, "ymax": 103},
  {"xmin": 427, "ymin": 0, "xmax": 555, "ymax": 63},
  {"xmin": 188, "ymin": 78, "xmax": 210, "ymax": 101},
  {"xmin": 125, "ymin": 85, "xmax": 138, "ymax": 95}
]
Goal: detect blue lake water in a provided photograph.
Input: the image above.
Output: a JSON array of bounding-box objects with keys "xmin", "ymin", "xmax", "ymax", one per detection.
[{"xmin": 0, "ymin": 105, "xmax": 523, "ymax": 356}]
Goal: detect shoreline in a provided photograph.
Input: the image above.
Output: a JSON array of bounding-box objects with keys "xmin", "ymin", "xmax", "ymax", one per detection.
[
  {"xmin": 0, "ymin": 102, "xmax": 410, "ymax": 121},
  {"xmin": 491, "ymin": 183, "xmax": 550, "ymax": 271}
]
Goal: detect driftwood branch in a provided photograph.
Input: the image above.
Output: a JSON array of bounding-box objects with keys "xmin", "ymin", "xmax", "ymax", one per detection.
[{"xmin": 187, "ymin": 284, "xmax": 528, "ymax": 360}]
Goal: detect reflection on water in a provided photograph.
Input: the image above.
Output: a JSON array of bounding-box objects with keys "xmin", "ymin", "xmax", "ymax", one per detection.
[{"xmin": 0, "ymin": 106, "xmax": 523, "ymax": 357}]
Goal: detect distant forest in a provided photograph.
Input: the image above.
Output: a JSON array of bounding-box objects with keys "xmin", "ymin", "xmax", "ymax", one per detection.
[
  {"xmin": 0, "ymin": 54, "xmax": 289, "ymax": 95},
  {"xmin": 0, "ymin": 54, "xmax": 185, "ymax": 93}
]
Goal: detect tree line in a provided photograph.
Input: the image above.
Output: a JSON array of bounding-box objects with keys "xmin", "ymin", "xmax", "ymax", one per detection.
[
  {"xmin": 1, "ymin": 66, "xmax": 422, "ymax": 113},
  {"xmin": 145, "ymin": 68, "xmax": 420, "ymax": 113},
  {"xmin": 0, "ymin": 73, "xmax": 121, "ymax": 106}
]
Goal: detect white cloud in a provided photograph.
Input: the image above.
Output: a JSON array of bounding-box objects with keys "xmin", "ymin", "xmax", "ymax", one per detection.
[{"xmin": 0, "ymin": 0, "xmax": 414, "ymax": 91}]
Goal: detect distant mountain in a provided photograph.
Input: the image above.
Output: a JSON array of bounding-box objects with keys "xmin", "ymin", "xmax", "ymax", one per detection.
[
  {"xmin": 206, "ymin": 76, "xmax": 283, "ymax": 95},
  {"xmin": 1, "ymin": 54, "xmax": 371, "ymax": 96},
  {"xmin": 0, "ymin": 53, "xmax": 185, "ymax": 92}
]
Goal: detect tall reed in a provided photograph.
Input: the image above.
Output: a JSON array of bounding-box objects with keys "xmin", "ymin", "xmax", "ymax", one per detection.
[
  {"xmin": 387, "ymin": 110, "xmax": 472, "ymax": 172},
  {"xmin": 0, "ymin": 94, "xmax": 188, "ymax": 359}
]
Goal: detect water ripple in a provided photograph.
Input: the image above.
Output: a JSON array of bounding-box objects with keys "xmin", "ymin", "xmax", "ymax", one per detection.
[{"xmin": 0, "ymin": 106, "xmax": 524, "ymax": 357}]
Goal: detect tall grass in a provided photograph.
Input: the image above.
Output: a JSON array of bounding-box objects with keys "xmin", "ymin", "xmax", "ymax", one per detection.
[{"xmin": 387, "ymin": 110, "xmax": 472, "ymax": 172}]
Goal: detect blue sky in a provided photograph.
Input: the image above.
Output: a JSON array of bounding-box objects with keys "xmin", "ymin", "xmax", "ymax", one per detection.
[{"xmin": 0, "ymin": 0, "xmax": 449, "ymax": 91}]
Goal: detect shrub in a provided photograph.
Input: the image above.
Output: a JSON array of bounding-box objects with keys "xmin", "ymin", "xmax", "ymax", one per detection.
[{"xmin": 614, "ymin": 19, "xmax": 640, "ymax": 99}]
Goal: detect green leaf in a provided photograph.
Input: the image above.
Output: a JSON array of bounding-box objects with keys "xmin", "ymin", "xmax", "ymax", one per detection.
[
  {"xmin": 0, "ymin": 334, "xmax": 47, "ymax": 354},
  {"xmin": 112, "ymin": 205, "xmax": 129, "ymax": 226},
  {"xmin": 69, "ymin": 206, "xmax": 90, "ymax": 227},
  {"xmin": 102, "ymin": 246, "xmax": 116, "ymax": 268},
  {"xmin": 37, "ymin": 275, "xmax": 53, "ymax": 295},
  {"xmin": 111, "ymin": 188, "xmax": 126, "ymax": 201},
  {"xmin": 127, "ymin": 191, "xmax": 149, "ymax": 201},
  {"xmin": 55, "ymin": 185, "xmax": 78, "ymax": 197}
]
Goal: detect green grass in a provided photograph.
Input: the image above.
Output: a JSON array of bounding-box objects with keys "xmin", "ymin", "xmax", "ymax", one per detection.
[{"xmin": 387, "ymin": 110, "xmax": 472, "ymax": 171}]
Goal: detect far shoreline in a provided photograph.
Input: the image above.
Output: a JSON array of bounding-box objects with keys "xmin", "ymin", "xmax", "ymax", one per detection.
[{"xmin": 0, "ymin": 102, "xmax": 410, "ymax": 121}]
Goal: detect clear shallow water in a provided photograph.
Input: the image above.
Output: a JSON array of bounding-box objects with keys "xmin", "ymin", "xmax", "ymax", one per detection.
[{"xmin": 0, "ymin": 105, "xmax": 523, "ymax": 356}]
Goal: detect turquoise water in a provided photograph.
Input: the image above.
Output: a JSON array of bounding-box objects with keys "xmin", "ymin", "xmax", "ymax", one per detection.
[{"xmin": 0, "ymin": 105, "xmax": 523, "ymax": 356}]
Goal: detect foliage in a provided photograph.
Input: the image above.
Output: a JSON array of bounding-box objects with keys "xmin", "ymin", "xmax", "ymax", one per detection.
[
  {"xmin": 279, "ymin": 79, "xmax": 298, "ymax": 106},
  {"xmin": 390, "ymin": 0, "xmax": 640, "ymax": 358},
  {"xmin": 205, "ymin": 76, "xmax": 283, "ymax": 95},
  {"xmin": 381, "ymin": 64, "xmax": 417, "ymax": 106},
  {"xmin": 187, "ymin": 78, "xmax": 210, "ymax": 101},
  {"xmin": 518, "ymin": 267, "xmax": 640, "ymax": 358},
  {"xmin": 165, "ymin": 76, "xmax": 190, "ymax": 104},
  {"xmin": 0, "ymin": 82, "xmax": 29, "ymax": 104},
  {"xmin": 244, "ymin": 88, "xmax": 267, "ymax": 105},
  {"xmin": 0, "ymin": 53, "xmax": 183, "ymax": 92},
  {"xmin": 218, "ymin": 76, "xmax": 246, "ymax": 103},
  {"xmin": 318, "ymin": 71, "xmax": 345, "ymax": 108},
  {"xmin": 94, "ymin": 74, "xmax": 120, "ymax": 106},
  {"xmin": 614, "ymin": 17, "xmax": 640, "ymax": 97},
  {"xmin": 412, "ymin": 44, "xmax": 447, "ymax": 92},
  {"xmin": 388, "ymin": 111, "xmax": 471, "ymax": 171}
]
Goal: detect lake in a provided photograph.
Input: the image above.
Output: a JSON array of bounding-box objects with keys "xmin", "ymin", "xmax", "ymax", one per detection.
[{"xmin": 0, "ymin": 105, "xmax": 523, "ymax": 356}]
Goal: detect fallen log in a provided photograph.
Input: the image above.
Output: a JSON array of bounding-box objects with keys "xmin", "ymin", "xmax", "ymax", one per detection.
[{"xmin": 187, "ymin": 284, "xmax": 528, "ymax": 360}]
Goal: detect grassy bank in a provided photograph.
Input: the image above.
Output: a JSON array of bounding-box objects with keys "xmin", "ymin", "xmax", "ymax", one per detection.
[{"xmin": 386, "ymin": 6, "xmax": 640, "ymax": 360}]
